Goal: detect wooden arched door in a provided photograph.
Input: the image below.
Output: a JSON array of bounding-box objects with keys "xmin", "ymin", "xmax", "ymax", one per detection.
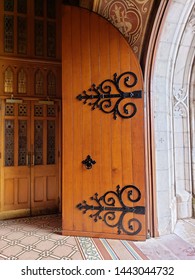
[{"xmin": 62, "ymin": 6, "xmax": 146, "ymax": 241}]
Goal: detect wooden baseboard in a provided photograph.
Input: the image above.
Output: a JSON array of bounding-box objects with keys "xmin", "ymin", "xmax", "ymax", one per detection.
[{"xmin": 0, "ymin": 209, "xmax": 30, "ymax": 220}]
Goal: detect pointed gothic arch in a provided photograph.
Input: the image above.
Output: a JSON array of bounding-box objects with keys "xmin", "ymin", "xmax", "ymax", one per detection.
[{"xmin": 149, "ymin": 1, "xmax": 195, "ymax": 235}]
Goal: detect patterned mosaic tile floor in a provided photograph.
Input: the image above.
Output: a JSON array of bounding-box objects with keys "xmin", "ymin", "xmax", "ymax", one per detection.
[
  {"xmin": 0, "ymin": 215, "xmax": 147, "ymax": 260},
  {"xmin": 1, "ymin": 215, "xmax": 194, "ymax": 260}
]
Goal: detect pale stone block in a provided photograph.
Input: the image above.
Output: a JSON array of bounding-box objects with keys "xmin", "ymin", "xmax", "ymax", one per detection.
[
  {"xmin": 174, "ymin": 132, "xmax": 184, "ymax": 147},
  {"xmin": 156, "ymin": 41, "xmax": 172, "ymax": 61},
  {"xmin": 156, "ymin": 169, "xmax": 171, "ymax": 191},
  {"xmin": 176, "ymin": 190, "xmax": 192, "ymax": 218},
  {"xmin": 152, "ymin": 76, "xmax": 167, "ymax": 95},
  {"xmin": 159, "ymin": 22, "xmax": 178, "ymax": 43},
  {"xmin": 175, "ymin": 148, "xmax": 184, "ymax": 163},
  {"xmin": 157, "ymin": 216, "xmax": 172, "ymax": 235},
  {"xmin": 155, "ymin": 131, "xmax": 169, "ymax": 151},
  {"xmin": 170, "ymin": 196, "xmax": 178, "ymax": 232},
  {"xmin": 157, "ymin": 191, "xmax": 171, "ymax": 217},
  {"xmin": 156, "ymin": 150, "xmax": 169, "ymax": 170},
  {"xmin": 175, "ymin": 162, "xmax": 185, "ymax": 180},
  {"xmin": 154, "ymin": 59, "xmax": 169, "ymax": 77},
  {"xmin": 154, "ymin": 112, "xmax": 169, "ymax": 132},
  {"xmin": 181, "ymin": 26, "xmax": 195, "ymax": 47},
  {"xmin": 166, "ymin": 2, "xmax": 185, "ymax": 24},
  {"xmin": 153, "ymin": 95, "xmax": 168, "ymax": 113},
  {"xmin": 173, "ymin": 117, "xmax": 184, "ymax": 132},
  {"xmin": 174, "ymin": 46, "xmax": 191, "ymax": 82}
]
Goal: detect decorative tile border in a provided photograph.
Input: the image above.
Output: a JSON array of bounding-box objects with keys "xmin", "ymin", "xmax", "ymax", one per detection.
[{"xmin": 76, "ymin": 237, "xmax": 103, "ymax": 260}]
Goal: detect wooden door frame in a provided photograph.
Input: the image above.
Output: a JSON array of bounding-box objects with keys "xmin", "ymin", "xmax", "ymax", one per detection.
[{"xmin": 143, "ymin": 1, "xmax": 170, "ymax": 238}]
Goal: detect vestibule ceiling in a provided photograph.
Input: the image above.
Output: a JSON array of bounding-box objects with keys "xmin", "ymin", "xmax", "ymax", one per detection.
[{"xmin": 63, "ymin": 0, "xmax": 160, "ymax": 61}]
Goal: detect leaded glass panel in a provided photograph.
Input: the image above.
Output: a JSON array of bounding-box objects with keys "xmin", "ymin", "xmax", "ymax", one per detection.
[
  {"xmin": 17, "ymin": 0, "xmax": 27, "ymax": 14},
  {"xmin": 4, "ymin": 66, "xmax": 14, "ymax": 93},
  {"xmin": 47, "ymin": 0, "xmax": 56, "ymax": 19},
  {"xmin": 18, "ymin": 104, "xmax": 27, "ymax": 116},
  {"xmin": 5, "ymin": 120, "xmax": 14, "ymax": 166},
  {"xmin": 35, "ymin": 70, "xmax": 44, "ymax": 95},
  {"xmin": 47, "ymin": 105, "xmax": 56, "ymax": 117},
  {"xmin": 17, "ymin": 17, "xmax": 27, "ymax": 54},
  {"xmin": 4, "ymin": 15, "xmax": 14, "ymax": 53},
  {"xmin": 34, "ymin": 120, "xmax": 43, "ymax": 165},
  {"xmin": 18, "ymin": 120, "xmax": 27, "ymax": 166},
  {"xmin": 18, "ymin": 68, "xmax": 27, "ymax": 93},
  {"xmin": 34, "ymin": 105, "xmax": 43, "ymax": 117},
  {"xmin": 35, "ymin": 20, "xmax": 44, "ymax": 56},
  {"xmin": 47, "ymin": 120, "xmax": 55, "ymax": 164},
  {"xmin": 4, "ymin": 0, "xmax": 14, "ymax": 11},
  {"xmin": 5, "ymin": 104, "xmax": 15, "ymax": 116},
  {"xmin": 34, "ymin": 0, "xmax": 43, "ymax": 17},
  {"xmin": 47, "ymin": 22, "xmax": 56, "ymax": 57},
  {"xmin": 47, "ymin": 71, "xmax": 56, "ymax": 96}
]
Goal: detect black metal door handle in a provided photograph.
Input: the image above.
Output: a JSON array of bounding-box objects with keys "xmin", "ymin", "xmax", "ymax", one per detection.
[{"xmin": 82, "ymin": 155, "xmax": 96, "ymax": 169}]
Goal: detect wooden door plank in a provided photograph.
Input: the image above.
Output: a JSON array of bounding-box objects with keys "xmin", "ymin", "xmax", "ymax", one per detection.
[
  {"xmin": 98, "ymin": 16, "xmax": 113, "ymax": 235},
  {"xmin": 109, "ymin": 24, "xmax": 122, "ymax": 190},
  {"xmin": 89, "ymin": 13, "xmax": 103, "ymax": 234},
  {"xmin": 120, "ymin": 38, "xmax": 146, "ymax": 238},
  {"xmin": 80, "ymin": 8, "xmax": 93, "ymax": 233},
  {"xmin": 62, "ymin": 6, "xmax": 76, "ymax": 230},
  {"xmin": 71, "ymin": 7, "xmax": 83, "ymax": 232},
  {"xmin": 119, "ymin": 40, "xmax": 133, "ymax": 187}
]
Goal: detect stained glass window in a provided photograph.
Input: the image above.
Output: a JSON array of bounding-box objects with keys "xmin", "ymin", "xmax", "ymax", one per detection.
[
  {"xmin": 4, "ymin": 66, "xmax": 14, "ymax": 93},
  {"xmin": 47, "ymin": 0, "xmax": 56, "ymax": 19},
  {"xmin": 47, "ymin": 120, "xmax": 55, "ymax": 164},
  {"xmin": 17, "ymin": 17, "xmax": 27, "ymax": 54},
  {"xmin": 18, "ymin": 120, "xmax": 27, "ymax": 166},
  {"xmin": 18, "ymin": 68, "xmax": 27, "ymax": 93},
  {"xmin": 35, "ymin": 20, "xmax": 44, "ymax": 56},
  {"xmin": 17, "ymin": 0, "xmax": 27, "ymax": 14},
  {"xmin": 34, "ymin": 120, "xmax": 43, "ymax": 165},
  {"xmin": 35, "ymin": 70, "xmax": 44, "ymax": 95},
  {"xmin": 34, "ymin": 0, "xmax": 44, "ymax": 17},
  {"xmin": 4, "ymin": 15, "xmax": 14, "ymax": 53},
  {"xmin": 4, "ymin": 0, "xmax": 14, "ymax": 12},
  {"xmin": 47, "ymin": 71, "xmax": 56, "ymax": 96},
  {"xmin": 47, "ymin": 22, "xmax": 56, "ymax": 57},
  {"xmin": 5, "ymin": 120, "xmax": 15, "ymax": 166}
]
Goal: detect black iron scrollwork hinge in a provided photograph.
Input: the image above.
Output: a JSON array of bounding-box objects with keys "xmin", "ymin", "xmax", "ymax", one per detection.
[
  {"xmin": 77, "ymin": 72, "xmax": 142, "ymax": 120},
  {"xmin": 76, "ymin": 185, "xmax": 145, "ymax": 236}
]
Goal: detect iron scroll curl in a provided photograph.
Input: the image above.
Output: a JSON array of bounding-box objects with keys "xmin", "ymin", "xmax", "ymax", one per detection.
[
  {"xmin": 76, "ymin": 185, "xmax": 145, "ymax": 236},
  {"xmin": 76, "ymin": 72, "xmax": 142, "ymax": 120}
]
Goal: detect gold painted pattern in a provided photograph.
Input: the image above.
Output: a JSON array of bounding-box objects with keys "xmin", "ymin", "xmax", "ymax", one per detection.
[{"xmin": 93, "ymin": 0, "xmax": 154, "ymax": 59}]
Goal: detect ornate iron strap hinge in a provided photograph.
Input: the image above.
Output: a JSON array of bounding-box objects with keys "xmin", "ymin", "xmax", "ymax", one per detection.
[
  {"xmin": 76, "ymin": 185, "xmax": 145, "ymax": 236},
  {"xmin": 77, "ymin": 72, "xmax": 142, "ymax": 120}
]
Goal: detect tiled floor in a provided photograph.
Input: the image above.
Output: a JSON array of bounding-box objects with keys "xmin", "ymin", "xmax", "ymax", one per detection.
[
  {"xmin": 0, "ymin": 215, "xmax": 146, "ymax": 260},
  {"xmin": 0, "ymin": 215, "xmax": 194, "ymax": 260}
]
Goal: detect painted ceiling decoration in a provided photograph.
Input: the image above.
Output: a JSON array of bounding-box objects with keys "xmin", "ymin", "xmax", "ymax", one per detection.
[{"xmin": 93, "ymin": 0, "xmax": 155, "ymax": 59}]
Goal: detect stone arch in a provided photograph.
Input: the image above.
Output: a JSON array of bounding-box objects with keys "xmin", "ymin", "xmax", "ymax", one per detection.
[{"xmin": 150, "ymin": 0, "xmax": 195, "ymax": 235}]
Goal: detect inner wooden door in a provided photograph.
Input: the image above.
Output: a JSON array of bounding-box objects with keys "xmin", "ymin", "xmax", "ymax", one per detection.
[
  {"xmin": 0, "ymin": 99, "xmax": 60, "ymax": 218},
  {"xmin": 62, "ymin": 6, "xmax": 146, "ymax": 240}
]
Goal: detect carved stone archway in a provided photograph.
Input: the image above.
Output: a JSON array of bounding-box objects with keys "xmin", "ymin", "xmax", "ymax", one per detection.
[{"xmin": 150, "ymin": 0, "xmax": 195, "ymax": 235}]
